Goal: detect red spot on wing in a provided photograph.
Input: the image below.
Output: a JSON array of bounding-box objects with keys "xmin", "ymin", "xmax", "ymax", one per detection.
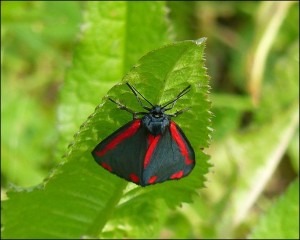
[
  {"xmin": 129, "ymin": 173, "xmax": 139, "ymax": 183},
  {"xmin": 148, "ymin": 176, "xmax": 158, "ymax": 184},
  {"xmin": 95, "ymin": 120, "xmax": 141, "ymax": 157},
  {"xmin": 170, "ymin": 122, "xmax": 193, "ymax": 165},
  {"xmin": 101, "ymin": 162, "xmax": 112, "ymax": 172},
  {"xmin": 170, "ymin": 170, "xmax": 184, "ymax": 179},
  {"xmin": 144, "ymin": 135, "xmax": 161, "ymax": 169}
]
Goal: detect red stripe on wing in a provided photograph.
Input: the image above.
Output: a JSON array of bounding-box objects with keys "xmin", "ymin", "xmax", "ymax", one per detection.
[
  {"xmin": 144, "ymin": 134, "xmax": 161, "ymax": 169},
  {"xmin": 95, "ymin": 120, "xmax": 141, "ymax": 157},
  {"xmin": 147, "ymin": 134, "xmax": 156, "ymax": 145},
  {"xmin": 170, "ymin": 121, "xmax": 193, "ymax": 165},
  {"xmin": 101, "ymin": 162, "xmax": 112, "ymax": 172}
]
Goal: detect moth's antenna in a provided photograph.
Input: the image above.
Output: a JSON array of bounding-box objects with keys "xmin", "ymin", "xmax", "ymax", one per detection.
[
  {"xmin": 126, "ymin": 82, "xmax": 153, "ymax": 109},
  {"xmin": 162, "ymin": 85, "xmax": 191, "ymax": 110}
]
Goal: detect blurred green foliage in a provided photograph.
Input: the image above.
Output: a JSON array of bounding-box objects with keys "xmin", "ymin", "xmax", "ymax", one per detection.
[
  {"xmin": 249, "ymin": 178, "xmax": 299, "ymax": 239},
  {"xmin": 1, "ymin": 1, "xmax": 82, "ymax": 186},
  {"xmin": 1, "ymin": 1, "xmax": 299, "ymax": 239}
]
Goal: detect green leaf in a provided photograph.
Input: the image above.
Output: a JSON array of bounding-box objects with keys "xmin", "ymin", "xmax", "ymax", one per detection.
[
  {"xmin": 249, "ymin": 178, "xmax": 299, "ymax": 239},
  {"xmin": 2, "ymin": 39, "xmax": 211, "ymax": 239},
  {"xmin": 57, "ymin": 1, "xmax": 171, "ymax": 158}
]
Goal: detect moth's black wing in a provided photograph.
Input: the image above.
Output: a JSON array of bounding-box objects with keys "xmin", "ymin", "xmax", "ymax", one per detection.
[
  {"xmin": 92, "ymin": 119, "xmax": 148, "ymax": 185},
  {"xmin": 142, "ymin": 121, "xmax": 195, "ymax": 186}
]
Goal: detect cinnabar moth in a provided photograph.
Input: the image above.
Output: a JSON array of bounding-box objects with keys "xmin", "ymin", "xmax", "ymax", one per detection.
[{"xmin": 92, "ymin": 83, "xmax": 195, "ymax": 186}]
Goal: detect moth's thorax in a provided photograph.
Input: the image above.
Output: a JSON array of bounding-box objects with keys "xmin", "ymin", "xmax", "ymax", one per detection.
[{"xmin": 142, "ymin": 105, "xmax": 170, "ymax": 136}]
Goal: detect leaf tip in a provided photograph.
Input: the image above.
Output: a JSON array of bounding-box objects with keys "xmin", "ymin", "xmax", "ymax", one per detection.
[{"xmin": 195, "ymin": 37, "xmax": 207, "ymax": 45}]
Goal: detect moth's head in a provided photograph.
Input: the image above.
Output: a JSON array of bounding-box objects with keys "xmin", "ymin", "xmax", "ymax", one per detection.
[{"xmin": 150, "ymin": 105, "xmax": 165, "ymax": 118}]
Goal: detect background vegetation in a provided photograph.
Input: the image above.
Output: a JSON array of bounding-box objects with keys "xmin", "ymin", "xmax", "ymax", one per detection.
[{"xmin": 1, "ymin": 1, "xmax": 299, "ymax": 239}]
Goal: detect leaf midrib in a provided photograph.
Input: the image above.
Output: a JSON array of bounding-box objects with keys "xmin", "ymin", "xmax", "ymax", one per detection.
[{"xmin": 156, "ymin": 43, "xmax": 192, "ymax": 105}]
